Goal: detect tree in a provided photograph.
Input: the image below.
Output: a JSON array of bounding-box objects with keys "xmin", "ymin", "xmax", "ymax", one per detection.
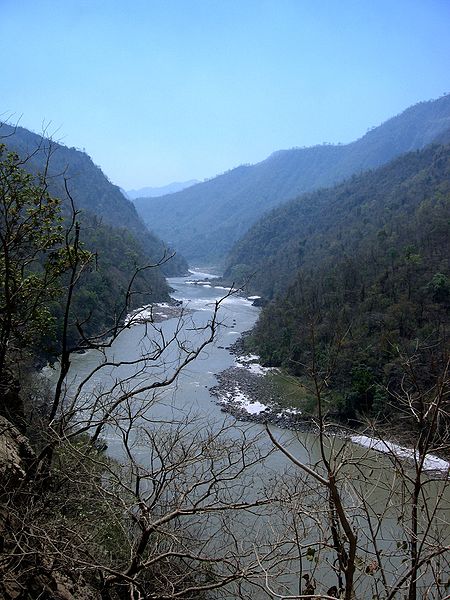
[
  {"xmin": 2, "ymin": 135, "xmax": 449, "ymax": 600},
  {"xmin": 0, "ymin": 142, "xmax": 69, "ymax": 426},
  {"xmin": 264, "ymin": 324, "xmax": 450, "ymax": 600},
  {"xmin": 2, "ymin": 282, "xmax": 280, "ymax": 598}
]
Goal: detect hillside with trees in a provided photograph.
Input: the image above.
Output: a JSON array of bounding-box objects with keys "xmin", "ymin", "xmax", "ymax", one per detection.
[
  {"xmin": 242, "ymin": 142, "xmax": 450, "ymax": 420},
  {"xmin": 0, "ymin": 142, "xmax": 174, "ymax": 418},
  {"xmin": 2, "ymin": 136, "xmax": 448, "ymax": 600},
  {"xmin": 0, "ymin": 144, "xmax": 271, "ymax": 598},
  {"xmin": 224, "ymin": 135, "xmax": 450, "ymax": 295},
  {"xmin": 0, "ymin": 125, "xmax": 190, "ymax": 364},
  {"xmin": 133, "ymin": 95, "xmax": 450, "ymax": 263},
  {"xmin": 0, "ymin": 123, "xmax": 188, "ymax": 277}
]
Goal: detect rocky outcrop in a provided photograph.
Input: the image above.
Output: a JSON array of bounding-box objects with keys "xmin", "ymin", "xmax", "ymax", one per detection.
[
  {"xmin": 210, "ymin": 366, "xmax": 314, "ymax": 431},
  {"xmin": 0, "ymin": 416, "xmax": 35, "ymax": 495}
]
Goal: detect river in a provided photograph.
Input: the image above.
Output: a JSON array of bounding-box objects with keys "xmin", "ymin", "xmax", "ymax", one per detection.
[
  {"xmin": 66, "ymin": 270, "xmax": 271, "ymax": 443},
  {"xmin": 63, "ymin": 270, "xmax": 449, "ymax": 599}
]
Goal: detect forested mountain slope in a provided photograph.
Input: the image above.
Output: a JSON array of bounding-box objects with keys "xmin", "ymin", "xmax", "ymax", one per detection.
[
  {"xmin": 134, "ymin": 95, "xmax": 450, "ymax": 263},
  {"xmin": 0, "ymin": 125, "xmax": 186, "ymax": 353},
  {"xmin": 0, "ymin": 123, "xmax": 188, "ymax": 277},
  {"xmin": 225, "ymin": 134, "xmax": 450, "ymax": 297},
  {"xmin": 247, "ymin": 142, "xmax": 450, "ymax": 418}
]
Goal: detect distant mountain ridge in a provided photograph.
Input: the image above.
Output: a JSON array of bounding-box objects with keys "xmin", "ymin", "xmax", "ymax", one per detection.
[
  {"xmin": 133, "ymin": 95, "xmax": 450, "ymax": 264},
  {"xmin": 126, "ymin": 180, "xmax": 199, "ymax": 199}
]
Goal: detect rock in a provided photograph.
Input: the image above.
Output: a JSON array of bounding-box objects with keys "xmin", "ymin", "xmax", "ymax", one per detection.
[
  {"xmin": 251, "ymin": 297, "xmax": 267, "ymax": 307},
  {"xmin": 210, "ymin": 366, "xmax": 313, "ymax": 431},
  {"xmin": 0, "ymin": 415, "xmax": 35, "ymax": 496}
]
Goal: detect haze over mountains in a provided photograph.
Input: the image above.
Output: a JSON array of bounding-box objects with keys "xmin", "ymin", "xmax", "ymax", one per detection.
[
  {"xmin": 125, "ymin": 180, "xmax": 199, "ymax": 200},
  {"xmin": 133, "ymin": 95, "xmax": 450, "ymax": 264}
]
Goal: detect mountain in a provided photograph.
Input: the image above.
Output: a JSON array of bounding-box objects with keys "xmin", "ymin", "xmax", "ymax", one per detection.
[
  {"xmin": 0, "ymin": 122, "xmax": 190, "ymax": 349},
  {"xmin": 133, "ymin": 95, "xmax": 450, "ymax": 264},
  {"xmin": 126, "ymin": 180, "xmax": 199, "ymax": 199},
  {"xmin": 224, "ymin": 134, "xmax": 450, "ymax": 297},
  {"xmin": 0, "ymin": 123, "xmax": 188, "ymax": 277},
  {"xmin": 244, "ymin": 142, "xmax": 450, "ymax": 418}
]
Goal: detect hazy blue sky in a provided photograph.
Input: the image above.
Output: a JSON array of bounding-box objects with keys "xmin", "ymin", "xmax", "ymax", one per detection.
[{"xmin": 1, "ymin": 0, "xmax": 450, "ymax": 188}]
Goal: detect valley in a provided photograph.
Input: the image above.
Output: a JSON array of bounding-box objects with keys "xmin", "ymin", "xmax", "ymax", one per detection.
[
  {"xmin": 1, "ymin": 92, "xmax": 449, "ymax": 599},
  {"xmin": 133, "ymin": 95, "xmax": 450, "ymax": 264}
]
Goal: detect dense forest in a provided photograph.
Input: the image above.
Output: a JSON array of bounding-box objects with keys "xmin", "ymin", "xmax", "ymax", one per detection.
[
  {"xmin": 0, "ymin": 137, "xmax": 187, "ymax": 429},
  {"xmin": 134, "ymin": 95, "xmax": 450, "ymax": 263},
  {"xmin": 241, "ymin": 142, "xmax": 450, "ymax": 421},
  {"xmin": 224, "ymin": 133, "xmax": 450, "ymax": 295},
  {"xmin": 0, "ymin": 141, "xmax": 240, "ymax": 599}
]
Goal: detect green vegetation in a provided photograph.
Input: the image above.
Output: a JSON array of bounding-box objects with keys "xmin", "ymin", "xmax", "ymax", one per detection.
[
  {"xmin": 0, "ymin": 122, "xmax": 193, "ymax": 363},
  {"xmin": 134, "ymin": 95, "xmax": 450, "ymax": 263},
  {"xmin": 0, "ymin": 144, "xmax": 268, "ymax": 599},
  {"xmin": 48, "ymin": 216, "xmax": 170, "ymax": 350},
  {"xmin": 0, "ymin": 145, "xmax": 66, "ymax": 388},
  {"xmin": 242, "ymin": 142, "xmax": 450, "ymax": 422},
  {"xmin": 267, "ymin": 371, "xmax": 315, "ymax": 412},
  {"xmin": 0, "ymin": 142, "xmax": 172, "ymax": 425}
]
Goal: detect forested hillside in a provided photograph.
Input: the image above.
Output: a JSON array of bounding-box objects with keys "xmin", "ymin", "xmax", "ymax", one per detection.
[
  {"xmin": 246, "ymin": 142, "xmax": 450, "ymax": 419},
  {"xmin": 225, "ymin": 135, "xmax": 450, "ymax": 296},
  {"xmin": 0, "ymin": 123, "xmax": 188, "ymax": 277},
  {"xmin": 134, "ymin": 95, "xmax": 450, "ymax": 263},
  {"xmin": 0, "ymin": 125, "xmax": 188, "ymax": 359}
]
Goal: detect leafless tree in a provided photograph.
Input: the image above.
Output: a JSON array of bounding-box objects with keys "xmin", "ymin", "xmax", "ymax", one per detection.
[
  {"xmin": 264, "ymin": 324, "xmax": 450, "ymax": 600},
  {"xmin": 2, "ymin": 135, "xmax": 449, "ymax": 599}
]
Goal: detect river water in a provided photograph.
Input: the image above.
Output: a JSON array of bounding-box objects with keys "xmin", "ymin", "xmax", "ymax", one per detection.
[
  {"xmin": 66, "ymin": 270, "xmax": 271, "ymax": 442},
  {"xmin": 63, "ymin": 270, "xmax": 449, "ymax": 599}
]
